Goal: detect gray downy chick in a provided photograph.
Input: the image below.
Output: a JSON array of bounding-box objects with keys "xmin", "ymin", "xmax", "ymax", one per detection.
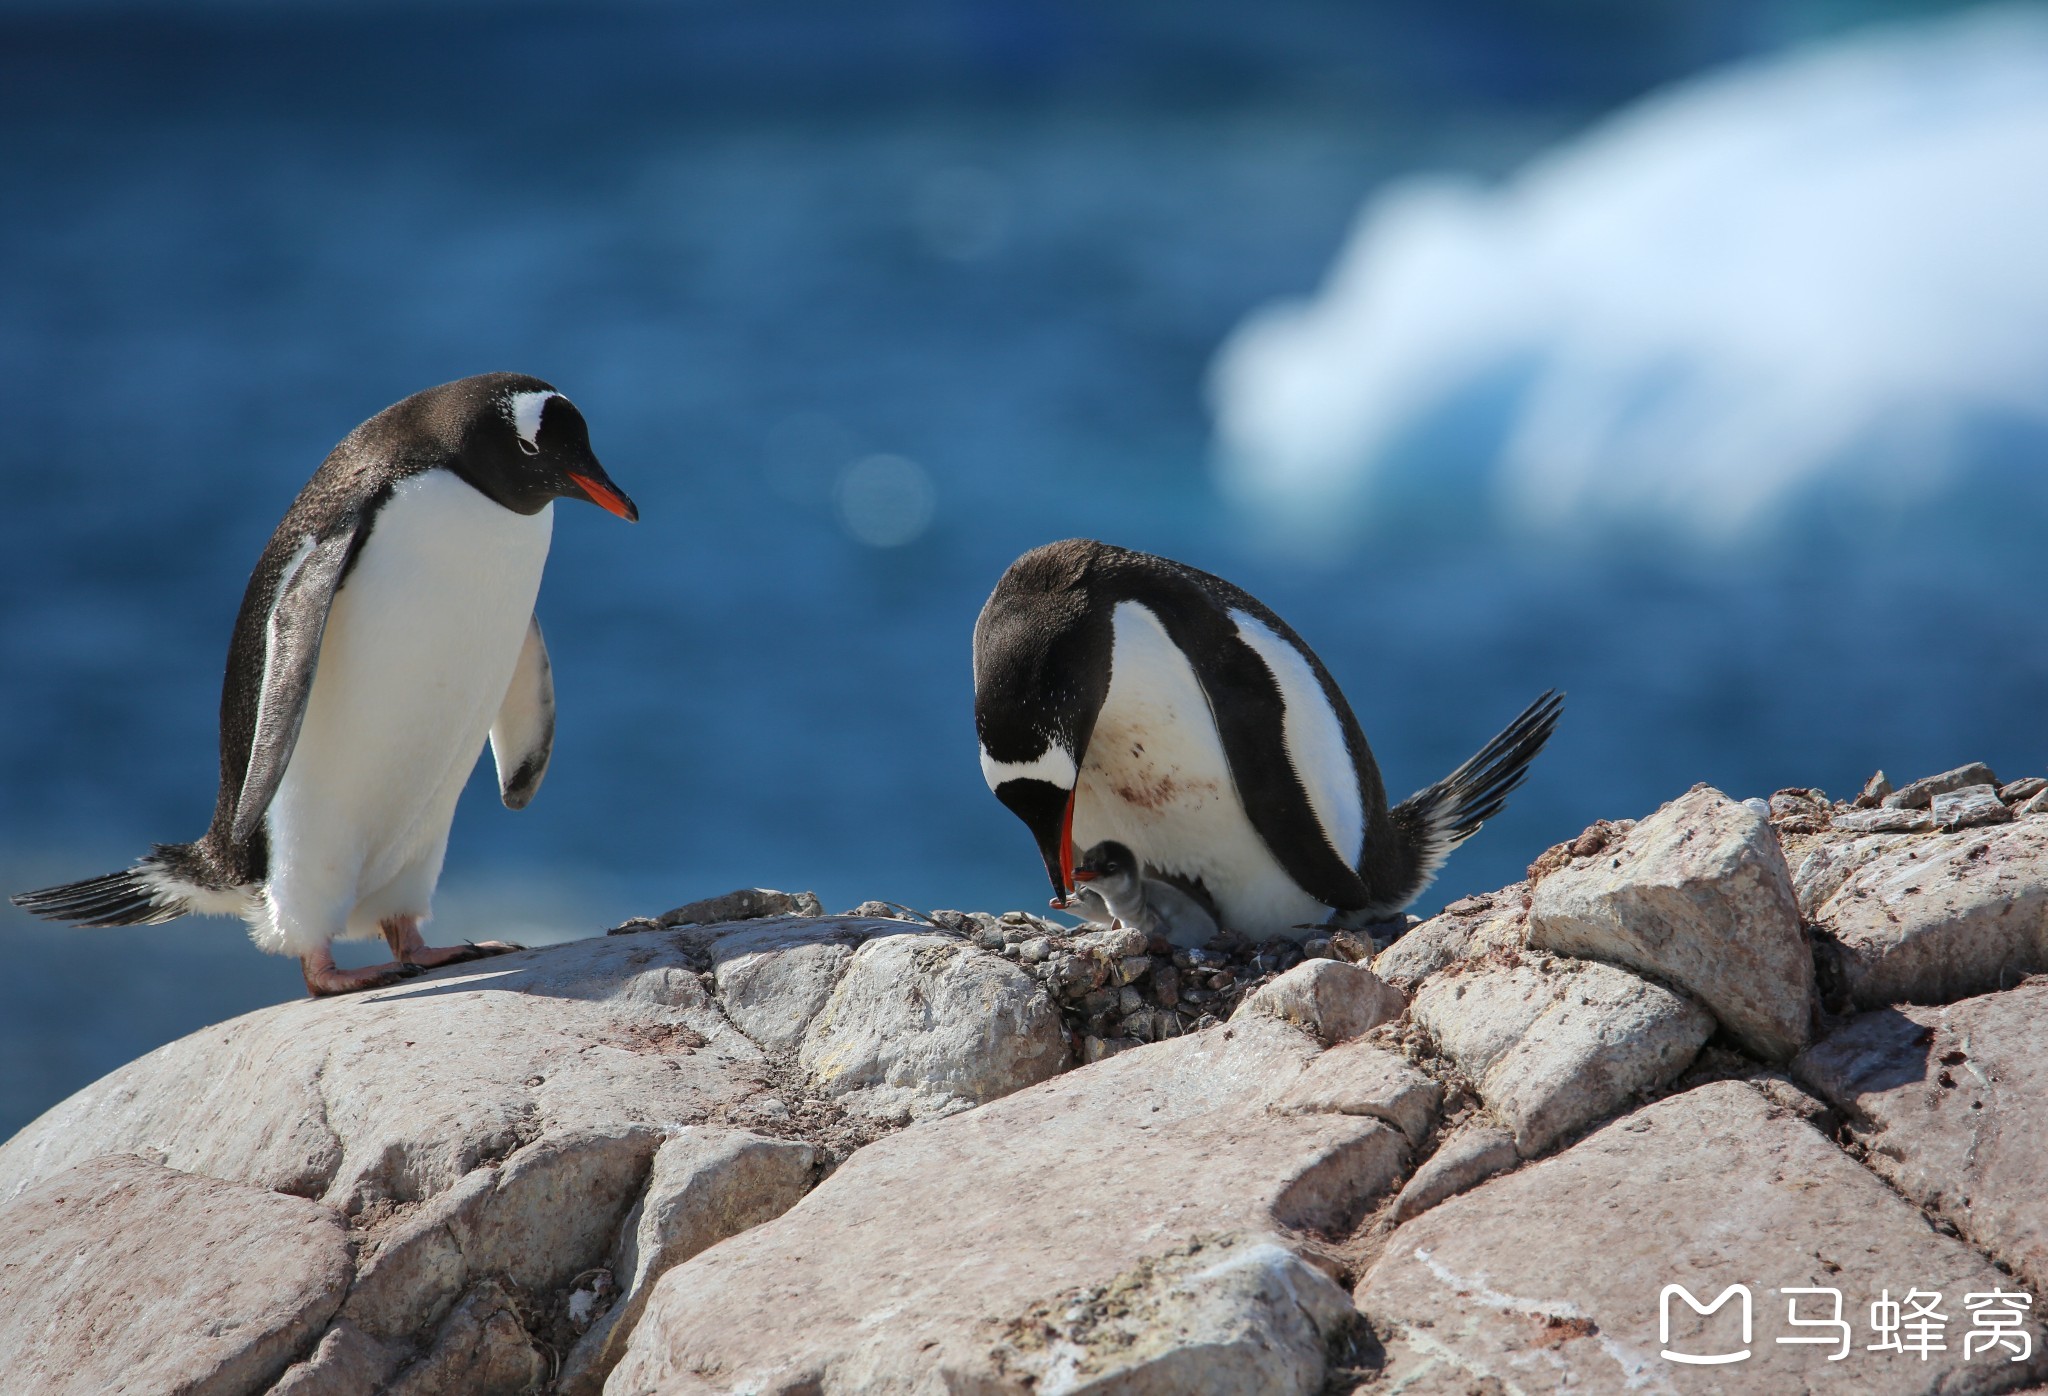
[{"xmin": 1068, "ymin": 840, "xmax": 1220, "ymax": 947}]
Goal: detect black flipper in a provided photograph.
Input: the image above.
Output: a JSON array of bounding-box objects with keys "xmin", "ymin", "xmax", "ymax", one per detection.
[
  {"xmin": 230, "ymin": 527, "xmax": 361, "ymax": 845},
  {"xmin": 1376, "ymin": 689, "xmax": 1564, "ymax": 914},
  {"xmin": 489, "ymin": 615, "xmax": 555, "ymax": 811}
]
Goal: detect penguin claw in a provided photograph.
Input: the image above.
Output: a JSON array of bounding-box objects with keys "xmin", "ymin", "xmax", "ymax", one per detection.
[{"xmin": 401, "ymin": 939, "xmax": 522, "ymax": 969}]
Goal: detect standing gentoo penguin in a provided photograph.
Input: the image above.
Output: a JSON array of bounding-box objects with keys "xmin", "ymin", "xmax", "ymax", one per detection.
[
  {"xmin": 973, "ymin": 539, "xmax": 1562, "ymax": 941},
  {"xmin": 12, "ymin": 373, "xmax": 638, "ymax": 995}
]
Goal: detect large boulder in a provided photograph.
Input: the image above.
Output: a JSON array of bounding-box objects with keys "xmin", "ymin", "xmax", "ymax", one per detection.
[
  {"xmin": 0, "ymin": 1153, "xmax": 352, "ymax": 1396},
  {"xmin": 1528, "ymin": 785, "xmax": 1813, "ymax": 1060},
  {"xmin": 1795, "ymin": 980, "xmax": 2048, "ymax": 1290},
  {"xmin": 1805, "ymin": 820, "xmax": 2048, "ymax": 1007},
  {"xmin": 1409, "ymin": 952, "xmax": 1713, "ymax": 1156},
  {"xmin": 1357, "ymin": 1079, "xmax": 2048, "ymax": 1394},
  {"xmin": 0, "ymin": 915, "xmax": 1068, "ymax": 1393},
  {"xmin": 607, "ymin": 1015, "xmax": 1410, "ymax": 1395}
]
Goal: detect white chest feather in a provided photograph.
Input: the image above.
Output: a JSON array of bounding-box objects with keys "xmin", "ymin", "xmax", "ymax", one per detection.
[
  {"xmin": 1072, "ymin": 600, "xmax": 1343, "ymax": 936},
  {"xmin": 261, "ymin": 472, "xmax": 552, "ymax": 945}
]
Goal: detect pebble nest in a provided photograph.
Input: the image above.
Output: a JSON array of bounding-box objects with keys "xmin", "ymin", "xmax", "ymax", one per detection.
[{"xmin": 892, "ymin": 905, "xmax": 1415, "ymax": 1065}]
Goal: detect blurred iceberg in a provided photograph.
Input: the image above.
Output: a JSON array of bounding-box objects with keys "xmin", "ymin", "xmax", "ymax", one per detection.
[{"xmin": 1210, "ymin": 6, "xmax": 2048, "ymax": 542}]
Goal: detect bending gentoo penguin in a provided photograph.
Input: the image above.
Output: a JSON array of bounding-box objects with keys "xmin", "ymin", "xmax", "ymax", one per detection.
[
  {"xmin": 1067, "ymin": 840, "xmax": 1221, "ymax": 947},
  {"xmin": 973, "ymin": 539, "xmax": 1562, "ymax": 941},
  {"xmin": 13, "ymin": 373, "xmax": 638, "ymax": 995}
]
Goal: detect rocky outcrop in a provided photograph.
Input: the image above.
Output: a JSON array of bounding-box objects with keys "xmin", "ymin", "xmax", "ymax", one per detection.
[
  {"xmin": 1804, "ymin": 820, "xmax": 2048, "ymax": 1007},
  {"xmin": 1358, "ymin": 1079, "xmax": 2047, "ymax": 1393},
  {"xmin": 1795, "ymin": 981, "xmax": 2048, "ymax": 1290},
  {"xmin": 1527, "ymin": 785, "xmax": 1813, "ymax": 1060},
  {"xmin": 1409, "ymin": 952, "xmax": 1713, "ymax": 1156},
  {"xmin": 607, "ymin": 1014, "xmax": 1405, "ymax": 1395},
  {"xmin": 8, "ymin": 760, "xmax": 2048, "ymax": 1394},
  {"xmin": 0, "ymin": 1153, "xmax": 352, "ymax": 1396}
]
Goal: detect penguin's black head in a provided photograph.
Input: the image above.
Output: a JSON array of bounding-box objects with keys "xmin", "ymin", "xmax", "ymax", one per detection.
[
  {"xmin": 431, "ymin": 373, "xmax": 639, "ymax": 521},
  {"xmin": 973, "ymin": 541, "xmax": 1114, "ymax": 901}
]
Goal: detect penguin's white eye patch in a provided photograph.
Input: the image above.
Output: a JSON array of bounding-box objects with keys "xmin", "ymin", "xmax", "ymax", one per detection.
[{"xmin": 505, "ymin": 390, "xmax": 557, "ymax": 456}]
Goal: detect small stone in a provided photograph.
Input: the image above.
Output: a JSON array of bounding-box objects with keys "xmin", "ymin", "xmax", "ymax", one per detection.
[
  {"xmin": 1180, "ymin": 986, "xmax": 1215, "ymax": 1006},
  {"xmin": 1932, "ymin": 784, "xmax": 2013, "ymax": 831},
  {"xmin": 1117, "ymin": 1012, "xmax": 1156, "ymax": 1043},
  {"xmin": 1111, "ymin": 955, "xmax": 1151, "ymax": 987},
  {"xmin": 658, "ymin": 888, "xmax": 825, "ymax": 927},
  {"xmin": 1000, "ymin": 944, "xmax": 1021, "ymax": 959},
  {"xmin": 1443, "ymin": 895, "xmax": 1491, "ymax": 916},
  {"xmin": 1830, "ymin": 806, "xmax": 1935, "ymax": 834},
  {"xmin": 1234, "ymin": 960, "xmax": 1406, "ymax": 1047},
  {"xmin": 1118, "ymin": 986, "xmax": 1144, "ymax": 1016},
  {"xmin": 1185, "ymin": 947, "xmax": 1228, "ymax": 970},
  {"xmin": 1855, "ymin": 771, "xmax": 1893, "ymax": 808},
  {"xmin": 1300, "ymin": 937, "xmax": 1335, "ymax": 961},
  {"xmin": 2001, "ymin": 777, "xmax": 2048, "ymax": 804},
  {"xmin": 1768, "ymin": 788, "xmax": 1828, "ymax": 822},
  {"xmin": 1079, "ymin": 987, "xmax": 1120, "ymax": 1016},
  {"xmin": 1045, "ymin": 953, "xmax": 1107, "ymax": 998},
  {"xmin": 844, "ymin": 900, "xmax": 907, "ymax": 921},
  {"xmin": 1883, "ymin": 762, "xmax": 1999, "ymax": 809},
  {"xmin": 1388, "ymin": 1122, "xmax": 1518, "ymax": 1223},
  {"xmin": 1208, "ymin": 971, "xmax": 1237, "ymax": 993},
  {"xmin": 1152, "ymin": 965, "xmax": 1180, "ymax": 1008},
  {"xmin": 1017, "ymin": 938, "xmax": 1052, "ymax": 964}
]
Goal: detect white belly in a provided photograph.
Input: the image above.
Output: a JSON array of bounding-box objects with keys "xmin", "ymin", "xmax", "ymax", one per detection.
[
  {"xmin": 1071, "ymin": 601, "xmax": 1335, "ymax": 938},
  {"xmin": 257, "ymin": 471, "xmax": 553, "ymax": 952}
]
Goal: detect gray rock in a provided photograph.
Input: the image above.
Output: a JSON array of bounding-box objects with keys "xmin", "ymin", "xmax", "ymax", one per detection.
[
  {"xmin": 2025, "ymin": 788, "xmax": 2048, "ymax": 817},
  {"xmin": 2001, "ymin": 777, "xmax": 2048, "ymax": 804},
  {"xmin": 341, "ymin": 1125, "xmax": 659, "ymax": 1344},
  {"xmin": 655, "ymin": 886, "xmax": 825, "ymax": 927},
  {"xmin": 1830, "ymin": 806, "xmax": 1935, "ymax": 834},
  {"xmin": 609, "ymin": 1016, "xmax": 1407, "ymax": 1394},
  {"xmin": 1271, "ymin": 1039, "xmax": 1440, "ymax": 1143},
  {"xmin": 1386, "ymin": 1121, "xmax": 1518, "ymax": 1223},
  {"xmin": 706, "ymin": 919, "xmax": 856, "ymax": 1052},
  {"xmin": 383, "ymin": 1279, "xmax": 545, "ymax": 1396},
  {"xmin": 1410, "ymin": 955, "xmax": 1713, "ymax": 1156},
  {"xmin": 1809, "ymin": 820, "xmax": 2048, "ymax": 1006},
  {"xmin": 1856, "ymin": 769, "xmax": 1893, "ymax": 807},
  {"xmin": 1934, "ymin": 783, "xmax": 2015, "ymax": 831},
  {"xmin": 1234, "ymin": 959, "xmax": 1406, "ymax": 1046},
  {"xmin": 1795, "ymin": 981, "xmax": 2048, "ymax": 1289},
  {"xmin": 1527, "ymin": 784, "xmax": 1812, "ymax": 1060},
  {"xmin": 1884, "ymin": 761, "xmax": 1999, "ymax": 809},
  {"xmin": 267, "ymin": 1320, "xmax": 398, "ymax": 1396},
  {"xmin": 1357, "ymin": 1079, "xmax": 2048, "ymax": 1393},
  {"xmin": 0, "ymin": 932, "xmax": 760, "ymax": 1211},
  {"xmin": 1002, "ymin": 1239, "xmax": 1359, "ymax": 1396},
  {"xmin": 559, "ymin": 1127, "xmax": 815, "ymax": 1396},
  {"xmin": 0, "ymin": 1154, "xmax": 352, "ymax": 1396},
  {"xmin": 796, "ymin": 932, "xmax": 1070, "ymax": 1119},
  {"xmin": 1371, "ymin": 891, "xmax": 1527, "ymax": 994},
  {"xmin": 1793, "ymin": 830, "xmax": 1918, "ymax": 914}
]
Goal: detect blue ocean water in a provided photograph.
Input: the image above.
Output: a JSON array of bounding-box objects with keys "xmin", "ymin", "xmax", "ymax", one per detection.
[{"xmin": 3, "ymin": 0, "xmax": 2043, "ymax": 1138}]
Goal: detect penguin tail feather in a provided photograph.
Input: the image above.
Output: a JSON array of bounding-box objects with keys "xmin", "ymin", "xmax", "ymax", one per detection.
[
  {"xmin": 11, "ymin": 845, "xmax": 233, "ymax": 929},
  {"xmin": 1382, "ymin": 689, "xmax": 1565, "ymax": 911}
]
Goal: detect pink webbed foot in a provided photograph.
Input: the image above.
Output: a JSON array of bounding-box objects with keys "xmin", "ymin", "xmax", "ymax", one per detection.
[
  {"xmin": 382, "ymin": 916, "xmax": 523, "ymax": 969},
  {"xmin": 300, "ymin": 947, "xmax": 425, "ymax": 998}
]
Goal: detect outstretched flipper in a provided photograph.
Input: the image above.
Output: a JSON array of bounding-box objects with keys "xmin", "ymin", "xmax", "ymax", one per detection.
[{"xmin": 490, "ymin": 615, "xmax": 555, "ymax": 810}]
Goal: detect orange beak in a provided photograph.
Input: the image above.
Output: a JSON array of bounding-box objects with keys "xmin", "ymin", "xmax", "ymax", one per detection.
[{"xmin": 570, "ymin": 472, "xmax": 639, "ymax": 522}]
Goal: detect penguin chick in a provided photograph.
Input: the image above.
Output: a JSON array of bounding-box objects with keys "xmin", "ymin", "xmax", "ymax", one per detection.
[
  {"xmin": 14, "ymin": 373, "xmax": 639, "ymax": 996},
  {"xmin": 1068, "ymin": 839, "xmax": 1221, "ymax": 947}
]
